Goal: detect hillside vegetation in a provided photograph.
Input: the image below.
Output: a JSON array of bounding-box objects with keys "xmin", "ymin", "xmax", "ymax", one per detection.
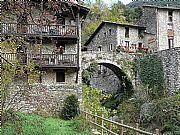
[{"xmin": 128, "ymin": 0, "xmax": 180, "ymax": 8}]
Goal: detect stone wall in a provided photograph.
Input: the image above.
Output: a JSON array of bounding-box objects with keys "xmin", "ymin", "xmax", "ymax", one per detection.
[
  {"xmin": 137, "ymin": 6, "xmax": 180, "ymax": 51},
  {"xmin": 8, "ymin": 81, "xmax": 81, "ymax": 115},
  {"xmin": 137, "ymin": 6, "xmax": 157, "ymax": 35},
  {"xmin": 42, "ymin": 68, "xmax": 77, "ymax": 85},
  {"xmin": 90, "ymin": 66, "xmax": 121, "ymax": 93},
  {"xmin": 158, "ymin": 47, "xmax": 180, "ymax": 95},
  {"xmin": 87, "ymin": 23, "xmax": 118, "ymax": 52}
]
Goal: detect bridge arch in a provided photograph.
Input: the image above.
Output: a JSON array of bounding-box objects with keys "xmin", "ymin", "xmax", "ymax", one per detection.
[
  {"xmin": 82, "ymin": 57, "xmax": 135, "ymax": 109},
  {"xmin": 82, "ymin": 51, "xmax": 136, "ymax": 84}
]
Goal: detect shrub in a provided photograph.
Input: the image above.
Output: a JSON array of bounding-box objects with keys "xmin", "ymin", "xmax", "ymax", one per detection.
[
  {"xmin": 61, "ymin": 95, "xmax": 79, "ymax": 120},
  {"xmin": 140, "ymin": 94, "xmax": 180, "ymax": 133},
  {"xmin": 73, "ymin": 115, "xmax": 91, "ymax": 133}
]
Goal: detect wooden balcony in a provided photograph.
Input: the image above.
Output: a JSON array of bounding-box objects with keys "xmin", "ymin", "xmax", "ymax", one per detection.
[
  {"xmin": 31, "ymin": 54, "xmax": 78, "ymax": 68},
  {"xmin": 0, "ymin": 23, "xmax": 78, "ymax": 38},
  {"xmin": 1, "ymin": 53, "xmax": 27, "ymax": 64},
  {"xmin": 1, "ymin": 53, "xmax": 78, "ymax": 68}
]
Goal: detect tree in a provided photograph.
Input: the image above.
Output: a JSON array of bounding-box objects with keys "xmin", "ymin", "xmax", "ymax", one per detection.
[
  {"xmin": 81, "ymin": 0, "xmax": 127, "ymax": 45},
  {"xmin": 1, "ymin": 37, "xmax": 41, "ymax": 125}
]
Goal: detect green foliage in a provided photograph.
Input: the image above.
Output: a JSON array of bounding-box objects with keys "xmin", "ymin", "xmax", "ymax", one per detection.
[
  {"xmin": 81, "ymin": 0, "xmax": 127, "ymax": 45},
  {"xmin": 141, "ymin": 94, "xmax": 180, "ymax": 134},
  {"xmin": 117, "ymin": 85, "xmax": 148, "ymax": 125},
  {"xmin": 82, "ymin": 85, "xmax": 112, "ymax": 117},
  {"xmin": 1, "ymin": 37, "xmax": 41, "ymax": 124},
  {"xmin": 72, "ymin": 115, "xmax": 91, "ymax": 133},
  {"xmin": 82, "ymin": 63, "xmax": 98, "ymax": 85},
  {"xmin": 61, "ymin": 95, "xmax": 79, "ymax": 120},
  {"xmin": 44, "ymin": 117, "xmax": 90, "ymax": 135},
  {"xmin": 2, "ymin": 111, "xmax": 45, "ymax": 135},
  {"xmin": 138, "ymin": 54, "xmax": 167, "ymax": 100},
  {"xmin": 82, "ymin": 60, "xmax": 134, "ymax": 111},
  {"xmin": 101, "ymin": 66, "xmax": 134, "ymax": 110},
  {"xmin": 2, "ymin": 111, "xmax": 90, "ymax": 135},
  {"xmin": 124, "ymin": 7, "xmax": 142, "ymax": 23}
]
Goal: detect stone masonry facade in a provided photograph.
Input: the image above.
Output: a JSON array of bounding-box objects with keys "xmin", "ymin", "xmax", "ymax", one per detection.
[
  {"xmin": 9, "ymin": 80, "xmax": 81, "ymax": 115},
  {"xmin": 158, "ymin": 47, "xmax": 180, "ymax": 95},
  {"xmin": 137, "ymin": 5, "xmax": 180, "ymax": 51}
]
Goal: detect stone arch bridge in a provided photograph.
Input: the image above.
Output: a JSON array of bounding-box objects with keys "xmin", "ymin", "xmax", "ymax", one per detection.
[{"xmin": 81, "ymin": 51, "xmax": 137, "ymax": 88}]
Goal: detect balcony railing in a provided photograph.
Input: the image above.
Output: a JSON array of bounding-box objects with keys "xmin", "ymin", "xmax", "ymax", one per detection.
[
  {"xmin": 31, "ymin": 54, "xmax": 78, "ymax": 67},
  {"xmin": 0, "ymin": 23, "xmax": 78, "ymax": 37},
  {"xmin": 1, "ymin": 53, "xmax": 27, "ymax": 64},
  {"xmin": 1, "ymin": 53, "xmax": 78, "ymax": 68}
]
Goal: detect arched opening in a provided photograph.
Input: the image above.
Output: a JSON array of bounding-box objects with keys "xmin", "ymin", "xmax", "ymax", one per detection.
[{"xmin": 82, "ymin": 62, "xmax": 134, "ymax": 110}]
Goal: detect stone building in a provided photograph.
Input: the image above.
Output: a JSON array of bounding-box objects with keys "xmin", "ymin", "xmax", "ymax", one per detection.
[
  {"xmin": 1, "ymin": 0, "xmax": 89, "ymax": 113},
  {"xmin": 137, "ymin": 5, "xmax": 180, "ymax": 51},
  {"xmin": 84, "ymin": 21, "xmax": 156, "ymax": 53},
  {"xmin": 83, "ymin": 21, "xmax": 153, "ymax": 92}
]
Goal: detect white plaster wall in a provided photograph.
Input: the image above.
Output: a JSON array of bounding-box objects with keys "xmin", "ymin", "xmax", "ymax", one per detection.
[
  {"xmin": 144, "ymin": 33, "xmax": 157, "ymax": 52},
  {"xmin": 173, "ymin": 10, "xmax": 180, "ymax": 48},
  {"xmin": 117, "ymin": 26, "xmax": 144, "ymax": 47},
  {"xmin": 157, "ymin": 10, "xmax": 169, "ymax": 50}
]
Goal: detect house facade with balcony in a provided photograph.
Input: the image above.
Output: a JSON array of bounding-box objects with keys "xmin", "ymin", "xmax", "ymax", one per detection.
[
  {"xmin": 83, "ymin": 21, "xmax": 156, "ymax": 53},
  {"xmin": 137, "ymin": 5, "xmax": 180, "ymax": 51},
  {"xmin": 1, "ymin": 0, "xmax": 89, "ymax": 113}
]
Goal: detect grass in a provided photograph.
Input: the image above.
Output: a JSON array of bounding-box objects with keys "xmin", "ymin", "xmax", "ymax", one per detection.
[
  {"xmin": 44, "ymin": 117, "xmax": 90, "ymax": 135},
  {"xmin": 1, "ymin": 112, "xmax": 91, "ymax": 135}
]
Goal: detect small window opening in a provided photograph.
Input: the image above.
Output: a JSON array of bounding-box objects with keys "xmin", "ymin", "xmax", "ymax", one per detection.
[
  {"xmin": 109, "ymin": 44, "xmax": 113, "ymax": 51},
  {"xmin": 168, "ymin": 11, "xmax": 173, "ymax": 22},
  {"xmin": 98, "ymin": 46, "xmax": 102, "ymax": 51},
  {"xmin": 56, "ymin": 71, "xmax": 65, "ymax": 82},
  {"xmin": 109, "ymin": 29, "xmax": 112, "ymax": 35},
  {"xmin": 125, "ymin": 27, "xmax": 129, "ymax": 38},
  {"xmin": 138, "ymin": 43, "xmax": 143, "ymax": 49},
  {"xmin": 168, "ymin": 39, "xmax": 174, "ymax": 49}
]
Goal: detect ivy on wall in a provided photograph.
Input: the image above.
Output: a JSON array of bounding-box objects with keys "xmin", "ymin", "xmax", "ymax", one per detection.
[{"xmin": 138, "ymin": 54, "xmax": 166, "ymax": 100}]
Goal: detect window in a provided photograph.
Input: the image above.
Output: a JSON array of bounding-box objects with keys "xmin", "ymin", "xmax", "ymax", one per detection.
[
  {"xmin": 109, "ymin": 29, "xmax": 112, "ymax": 35},
  {"xmin": 125, "ymin": 41, "xmax": 130, "ymax": 49},
  {"xmin": 138, "ymin": 43, "xmax": 143, "ymax": 49},
  {"xmin": 167, "ymin": 23, "xmax": 173, "ymax": 30},
  {"xmin": 168, "ymin": 39, "xmax": 174, "ymax": 49},
  {"xmin": 125, "ymin": 27, "xmax": 129, "ymax": 38},
  {"xmin": 56, "ymin": 71, "xmax": 65, "ymax": 82},
  {"xmin": 138, "ymin": 29, "xmax": 143, "ymax": 39},
  {"xmin": 109, "ymin": 44, "xmax": 113, "ymax": 51},
  {"xmin": 98, "ymin": 46, "xmax": 102, "ymax": 51},
  {"xmin": 104, "ymin": 32, "xmax": 106, "ymax": 37},
  {"xmin": 168, "ymin": 11, "xmax": 173, "ymax": 22}
]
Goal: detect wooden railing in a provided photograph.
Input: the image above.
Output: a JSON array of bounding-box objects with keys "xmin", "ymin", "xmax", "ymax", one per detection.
[
  {"xmin": 31, "ymin": 53, "xmax": 77, "ymax": 67},
  {"xmin": 1, "ymin": 53, "xmax": 27, "ymax": 64},
  {"xmin": 0, "ymin": 23, "xmax": 77, "ymax": 37},
  {"xmin": 1, "ymin": 53, "xmax": 78, "ymax": 67},
  {"xmin": 81, "ymin": 110, "xmax": 160, "ymax": 135}
]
